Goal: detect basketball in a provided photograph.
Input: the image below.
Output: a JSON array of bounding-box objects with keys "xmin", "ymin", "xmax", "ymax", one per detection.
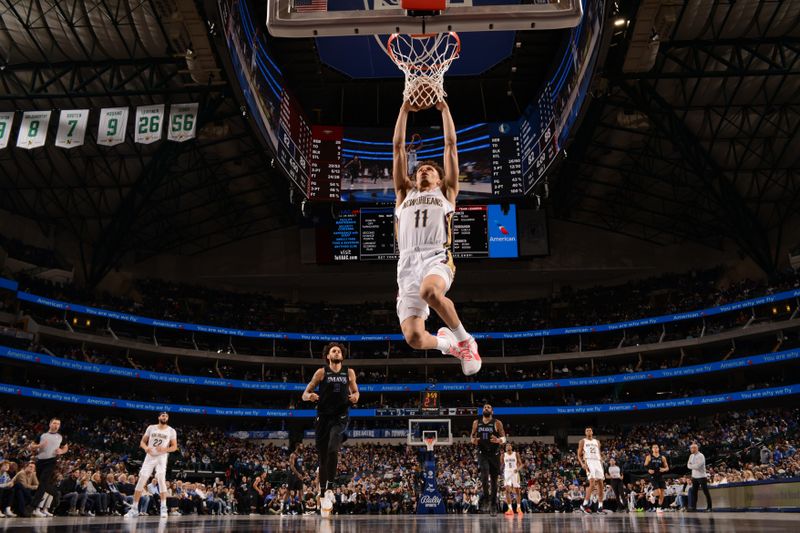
[{"xmin": 407, "ymin": 78, "xmax": 439, "ymax": 110}]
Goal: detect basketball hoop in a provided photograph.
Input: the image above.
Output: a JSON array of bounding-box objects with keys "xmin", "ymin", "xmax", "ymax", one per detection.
[
  {"xmin": 422, "ymin": 431, "xmax": 438, "ymax": 452},
  {"xmin": 387, "ymin": 32, "xmax": 461, "ymax": 109}
]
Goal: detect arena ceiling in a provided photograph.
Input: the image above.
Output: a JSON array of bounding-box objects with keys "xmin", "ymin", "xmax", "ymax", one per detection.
[
  {"xmin": 0, "ymin": 0, "xmax": 294, "ymax": 285},
  {"xmin": 0, "ymin": 0, "xmax": 798, "ymax": 286},
  {"xmin": 552, "ymin": 0, "xmax": 800, "ymax": 275}
]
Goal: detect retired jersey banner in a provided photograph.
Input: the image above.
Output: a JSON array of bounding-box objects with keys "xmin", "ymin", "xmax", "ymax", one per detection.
[
  {"xmin": 134, "ymin": 104, "xmax": 165, "ymax": 144},
  {"xmin": 54, "ymin": 109, "xmax": 89, "ymax": 149},
  {"xmin": 97, "ymin": 107, "xmax": 129, "ymax": 146},
  {"xmin": 0, "ymin": 112, "xmax": 13, "ymax": 149},
  {"xmin": 16, "ymin": 111, "xmax": 51, "ymax": 150},
  {"xmin": 167, "ymin": 103, "xmax": 199, "ymax": 142}
]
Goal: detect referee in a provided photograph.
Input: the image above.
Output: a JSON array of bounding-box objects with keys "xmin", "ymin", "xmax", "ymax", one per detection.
[{"xmin": 29, "ymin": 417, "xmax": 68, "ymax": 517}]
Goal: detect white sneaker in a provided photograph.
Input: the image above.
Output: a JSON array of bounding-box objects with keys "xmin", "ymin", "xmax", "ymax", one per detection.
[
  {"xmin": 32, "ymin": 509, "xmax": 47, "ymax": 518},
  {"xmin": 160, "ymin": 508, "xmax": 168, "ymax": 518},
  {"xmin": 4, "ymin": 507, "xmax": 16, "ymax": 518},
  {"xmin": 437, "ymin": 328, "xmax": 461, "ymax": 358},
  {"xmin": 457, "ymin": 336, "xmax": 482, "ymax": 375},
  {"xmin": 124, "ymin": 509, "xmax": 139, "ymax": 518},
  {"xmin": 43, "ymin": 510, "xmax": 54, "ymax": 517}
]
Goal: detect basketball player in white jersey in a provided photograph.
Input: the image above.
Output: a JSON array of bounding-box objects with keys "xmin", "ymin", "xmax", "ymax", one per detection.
[
  {"xmin": 125, "ymin": 412, "xmax": 178, "ymax": 519},
  {"xmin": 392, "ymin": 99, "xmax": 481, "ymax": 375},
  {"xmin": 577, "ymin": 426, "xmax": 606, "ymax": 514},
  {"xmin": 502, "ymin": 443, "xmax": 524, "ymax": 515}
]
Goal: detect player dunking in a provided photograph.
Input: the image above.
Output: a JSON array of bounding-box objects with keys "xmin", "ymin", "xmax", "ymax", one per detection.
[
  {"xmin": 392, "ymin": 100, "xmax": 481, "ymax": 375},
  {"xmin": 502, "ymin": 442, "xmax": 524, "ymax": 515},
  {"xmin": 302, "ymin": 342, "xmax": 359, "ymax": 498},
  {"xmin": 471, "ymin": 403, "xmax": 506, "ymax": 516},
  {"xmin": 125, "ymin": 412, "xmax": 177, "ymax": 519},
  {"xmin": 577, "ymin": 426, "xmax": 606, "ymax": 514}
]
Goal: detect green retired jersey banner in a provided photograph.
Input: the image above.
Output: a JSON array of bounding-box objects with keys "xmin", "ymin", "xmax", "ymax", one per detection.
[
  {"xmin": 55, "ymin": 109, "xmax": 89, "ymax": 149},
  {"xmin": 167, "ymin": 103, "xmax": 199, "ymax": 142},
  {"xmin": 135, "ymin": 104, "xmax": 165, "ymax": 144},
  {"xmin": 0, "ymin": 112, "xmax": 13, "ymax": 149},
  {"xmin": 97, "ymin": 107, "xmax": 129, "ymax": 147},
  {"xmin": 16, "ymin": 111, "xmax": 51, "ymax": 150}
]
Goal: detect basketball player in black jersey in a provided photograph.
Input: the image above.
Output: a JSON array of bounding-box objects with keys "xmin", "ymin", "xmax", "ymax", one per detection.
[
  {"xmin": 287, "ymin": 442, "xmax": 307, "ymax": 494},
  {"xmin": 645, "ymin": 443, "xmax": 669, "ymax": 514},
  {"xmin": 471, "ymin": 403, "xmax": 506, "ymax": 516},
  {"xmin": 302, "ymin": 342, "xmax": 359, "ymax": 497}
]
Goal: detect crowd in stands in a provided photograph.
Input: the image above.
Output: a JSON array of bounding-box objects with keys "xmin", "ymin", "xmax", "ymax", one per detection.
[
  {"xmin": 0, "ymin": 237, "xmax": 71, "ymax": 272},
  {"xmin": 7, "ymin": 268, "xmax": 799, "ymax": 343},
  {"xmin": 0, "ymin": 406, "xmax": 797, "ymax": 518}
]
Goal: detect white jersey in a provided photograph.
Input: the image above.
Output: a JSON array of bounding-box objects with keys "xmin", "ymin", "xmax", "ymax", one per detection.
[
  {"xmin": 583, "ymin": 438, "xmax": 601, "ymax": 462},
  {"xmin": 395, "ymin": 188, "xmax": 454, "ymax": 254},
  {"xmin": 504, "ymin": 452, "xmax": 518, "ymax": 473},
  {"xmin": 144, "ymin": 424, "xmax": 176, "ymax": 457}
]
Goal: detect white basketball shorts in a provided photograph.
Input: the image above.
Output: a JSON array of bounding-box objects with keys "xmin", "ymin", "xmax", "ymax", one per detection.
[
  {"xmin": 504, "ymin": 470, "xmax": 521, "ymax": 489},
  {"xmin": 396, "ymin": 247, "xmax": 455, "ymax": 324},
  {"xmin": 586, "ymin": 460, "xmax": 604, "ymax": 481}
]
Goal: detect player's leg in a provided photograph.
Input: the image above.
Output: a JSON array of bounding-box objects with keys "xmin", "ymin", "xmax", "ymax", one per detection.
[
  {"xmin": 515, "ymin": 487, "xmax": 523, "ymax": 514},
  {"xmin": 126, "ymin": 461, "xmax": 154, "ymax": 517},
  {"xmin": 155, "ymin": 460, "xmax": 168, "ymax": 517},
  {"xmin": 400, "ymin": 316, "xmax": 440, "ymax": 351},
  {"xmin": 315, "ymin": 421, "xmax": 330, "ymax": 496},
  {"xmin": 420, "ymin": 262, "xmax": 481, "ymax": 375},
  {"xmin": 489, "ymin": 459, "xmax": 500, "ymax": 516},
  {"xmin": 397, "ymin": 253, "xmax": 446, "ymax": 352},
  {"xmin": 419, "ymin": 274, "xmax": 460, "ymax": 330},
  {"xmin": 503, "ymin": 475, "xmax": 513, "ymax": 515},
  {"xmin": 597, "ymin": 478, "xmax": 605, "ymax": 512},
  {"xmin": 323, "ymin": 419, "xmax": 346, "ymax": 491},
  {"xmin": 582, "ymin": 479, "xmax": 593, "ymax": 512},
  {"xmin": 478, "ymin": 455, "xmax": 491, "ymax": 512}
]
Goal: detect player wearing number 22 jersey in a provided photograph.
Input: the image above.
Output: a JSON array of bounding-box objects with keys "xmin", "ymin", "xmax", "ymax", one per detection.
[
  {"xmin": 125, "ymin": 412, "xmax": 178, "ymax": 519},
  {"xmin": 392, "ymin": 99, "xmax": 481, "ymax": 375}
]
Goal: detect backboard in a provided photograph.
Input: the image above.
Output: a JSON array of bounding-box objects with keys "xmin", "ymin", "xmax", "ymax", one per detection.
[
  {"xmin": 408, "ymin": 418, "xmax": 453, "ymax": 447},
  {"xmin": 266, "ymin": 0, "xmax": 584, "ymax": 38}
]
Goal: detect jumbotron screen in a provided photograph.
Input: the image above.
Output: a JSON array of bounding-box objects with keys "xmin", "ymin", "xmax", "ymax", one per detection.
[{"xmin": 320, "ymin": 204, "xmax": 518, "ymax": 262}]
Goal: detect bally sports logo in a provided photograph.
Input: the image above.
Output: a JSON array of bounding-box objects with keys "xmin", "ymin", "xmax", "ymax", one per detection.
[{"xmin": 419, "ymin": 495, "xmax": 443, "ymax": 506}]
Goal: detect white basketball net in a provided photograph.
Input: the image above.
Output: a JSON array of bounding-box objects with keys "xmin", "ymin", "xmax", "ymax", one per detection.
[{"xmin": 387, "ymin": 32, "xmax": 461, "ymax": 109}]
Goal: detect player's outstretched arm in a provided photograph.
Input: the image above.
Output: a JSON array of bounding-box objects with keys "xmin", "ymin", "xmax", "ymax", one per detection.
[
  {"xmin": 392, "ymin": 102, "xmax": 414, "ymax": 204},
  {"xmin": 436, "ymin": 100, "xmax": 459, "ymax": 203},
  {"xmin": 302, "ymin": 368, "xmax": 325, "ymax": 402}
]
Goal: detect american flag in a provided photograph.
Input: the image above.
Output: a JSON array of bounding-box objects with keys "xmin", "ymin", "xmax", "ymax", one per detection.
[{"xmin": 294, "ymin": 0, "xmax": 327, "ymax": 12}]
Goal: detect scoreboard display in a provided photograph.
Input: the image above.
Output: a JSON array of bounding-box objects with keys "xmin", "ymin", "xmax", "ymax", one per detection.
[
  {"xmin": 309, "ymin": 125, "xmax": 343, "ymax": 200},
  {"xmin": 421, "ymin": 391, "xmax": 440, "ymax": 410},
  {"xmin": 327, "ymin": 203, "xmax": 518, "ymax": 262}
]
